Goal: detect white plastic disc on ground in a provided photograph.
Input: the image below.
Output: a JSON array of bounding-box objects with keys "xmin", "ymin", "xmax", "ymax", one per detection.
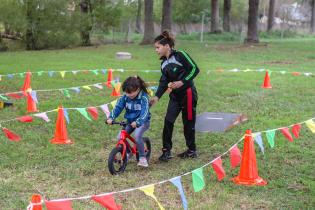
[{"xmin": 116, "ymin": 52, "xmax": 132, "ymax": 59}]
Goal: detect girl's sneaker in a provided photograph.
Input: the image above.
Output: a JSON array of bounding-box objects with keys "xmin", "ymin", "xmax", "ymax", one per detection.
[{"xmin": 137, "ymin": 157, "xmax": 148, "ymax": 167}]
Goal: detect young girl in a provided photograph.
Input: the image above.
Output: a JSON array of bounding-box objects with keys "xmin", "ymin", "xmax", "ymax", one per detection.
[
  {"xmin": 150, "ymin": 31, "xmax": 200, "ymax": 161},
  {"xmin": 107, "ymin": 76, "xmax": 151, "ymax": 167}
]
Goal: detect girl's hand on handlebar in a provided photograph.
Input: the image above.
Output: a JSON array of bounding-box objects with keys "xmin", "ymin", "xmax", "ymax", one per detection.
[
  {"xmin": 131, "ymin": 121, "xmax": 137, "ymax": 128},
  {"xmin": 106, "ymin": 119, "xmax": 113, "ymax": 125}
]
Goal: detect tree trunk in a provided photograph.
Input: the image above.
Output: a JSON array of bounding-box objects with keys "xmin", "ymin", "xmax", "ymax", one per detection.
[
  {"xmin": 135, "ymin": 0, "xmax": 142, "ymax": 33},
  {"xmin": 245, "ymin": 0, "xmax": 260, "ymax": 43},
  {"xmin": 25, "ymin": 0, "xmax": 37, "ymax": 50},
  {"xmin": 161, "ymin": 0, "xmax": 172, "ymax": 32},
  {"xmin": 79, "ymin": 0, "xmax": 92, "ymax": 46},
  {"xmin": 267, "ymin": 0, "xmax": 275, "ymax": 31},
  {"xmin": 223, "ymin": 0, "xmax": 231, "ymax": 32},
  {"xmin": 311, "ymin": 0, "xmax": 315, "ymax": 33},
  {"xmin": 211, "ymin": 0, "xmax": 220, "ymax": 33},
  {"xmin": 141, "ymin": 0, "xmax": 154, "ymax": 45}
]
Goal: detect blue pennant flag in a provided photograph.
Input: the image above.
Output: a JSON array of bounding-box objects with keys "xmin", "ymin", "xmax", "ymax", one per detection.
[
  {"xmin": 71, "ymin": 87, "xmax": 80, "ymax": 94},
  {"xmin": 31, "ymin": 91, "xmax": 39, "ymax": 104},
  {"xmin": 254, "ymin": 132, "xmax": 265, "ymax": 154},
  {"xmin": 63, "ymin": 108, "xmax": 70, "ymax": 124},
  {"xmin": 170, "ymin": 176, "xmax": 188, "ymax": 210},
  {"xmin": 48, "ymin": 71, "xmax": 55, "ymax": 77},
  {"xmin": 101, "ymin": 69, "xmax": 107, "ymax": 74}
]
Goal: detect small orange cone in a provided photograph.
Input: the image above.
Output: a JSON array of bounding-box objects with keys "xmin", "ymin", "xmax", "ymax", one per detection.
[
  {"xmin": 26, "ymin": 91, "xmax": 38, "ymax": 113},
  {"xmin": 21, "ymin": 71, "xmax": 32, "ymax": 95},
  {"xmin": 106, "ymin": 69, "xmax": 113, "ymax": 88},
  {"xmin": 261, "ymin": 71, "xmax": 272, "ymax": 89},
  {"xmin": 28, "ymin": 194, "xmax": 42, "ymax": 210},
  {"xmin": 50, "ymin": 106, "xmax": 73, "ymax": 144},
  {"xmin": 231, "ymin": 130, "xmax": 267, "ymax": 186},
  {"xmin": 111, "ymin": 82, "xmax": 121, "ymax": 97}
]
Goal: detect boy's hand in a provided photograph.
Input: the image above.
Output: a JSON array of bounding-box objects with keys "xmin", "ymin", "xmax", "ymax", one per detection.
[
  {"xmin": 149, "ymin": 96, "xmax": 159, "ymax": 106},
  {"xmin": 170, "ymin": 81, "xmax": 184, "ymax": 89},
  {"xmin": 106, "ymin": 119, "xmax": 113, "ymax": 125},
  {"xmin": 131, "ymin": 121, "xmax": 137, "ymax": 128}
]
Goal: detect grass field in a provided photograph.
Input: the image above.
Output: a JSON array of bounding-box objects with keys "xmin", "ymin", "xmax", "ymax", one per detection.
[{"xmin": 0, "ymin": 37, "xmax": 315, "ymax": 209}]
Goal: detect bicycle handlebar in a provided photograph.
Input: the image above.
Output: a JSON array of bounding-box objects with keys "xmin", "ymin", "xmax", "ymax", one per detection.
[{"xmin": 105, "ymin": 121, "xmax": 127, "ymax": 126}]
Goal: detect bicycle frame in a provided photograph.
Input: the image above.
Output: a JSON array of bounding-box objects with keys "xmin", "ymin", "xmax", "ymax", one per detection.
[{"xmin": 116, "ymin": 129, "xmax": 137, "ymax": 160}]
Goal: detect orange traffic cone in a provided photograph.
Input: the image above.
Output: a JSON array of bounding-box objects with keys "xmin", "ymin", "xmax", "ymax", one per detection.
[
  {"xmin": 21, "ymin": 71, "xmax": 32, "ymax": 95},
  {"xmin": 261, "ymin": 71, "xmax": 272, "ymax": 89},
  {"xmin": 28, "ymin": 194, "xmax": 42, "ymax": 210},
  {"xmin": 231, "ymin": 130, "xmax": 267, "ymax": 186},
  {"xmin": 111, "ymin": 82, "xmax": 121, "ymax": 97},
  {"xmin": 50, "ymin": 106, "xmax": 73, "ymax": 144},
  {"xmin": 26, "ymin": 91, "xmax": 38, "ymax": 113},
  {"xmin": 106, "ymin": 69, "xmax": 113, "ymax": 88}
]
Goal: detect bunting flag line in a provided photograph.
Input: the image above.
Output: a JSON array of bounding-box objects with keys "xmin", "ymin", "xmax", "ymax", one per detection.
[
  {"xmin": 206, "ymin": 68, "xmax": 314, "ymax": 77},
  {"xmin": 0, "ymin": 82, "xmax": 158, "ymax": 101},
  {"xmin": 0, "ymin": 68, "xmax": 162, "ymax": 81},
  {"xmin": 0, "ymin": 68, "xmax": 313, "ymax": 83}
]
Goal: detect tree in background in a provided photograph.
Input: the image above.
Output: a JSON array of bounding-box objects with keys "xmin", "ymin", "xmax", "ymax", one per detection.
[
  {"xmin": 161, "ymin": 0, "xmax": 172, "ymax": 32},
  {"xmin": 267, "ymin": 0, "xmax": 275, "ymax": 31},
  {"xmin": 311, "ymin": 0, "xmax": 315, "ymax": 33},
  {"xmin": 223, "ymin": 0, "xmax": 231, "ymax": 32},
  {"xmin": 245, "ymin": 0, "xmax": 260, "ymax": 43},
  {"xmin": 141, "ymin": 0, "xmax": 154, "ymax": 44},
  {"xmin": 211, "ymin": 0, "xmax": 220, "ymax": 33},
  {"xmin": 135, "ymin": 0, "xmax": 142, "ymax": 33}
]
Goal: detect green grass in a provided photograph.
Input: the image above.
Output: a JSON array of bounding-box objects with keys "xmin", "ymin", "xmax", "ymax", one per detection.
[{"xmin": 0, "ymin": 37, "xmax": 315, "ymax": 209}]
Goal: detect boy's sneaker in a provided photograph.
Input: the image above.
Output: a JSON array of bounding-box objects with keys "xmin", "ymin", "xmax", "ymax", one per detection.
[
  {"xmin": 177, "ymin": 149, "xmax": 197, "ymax": 159},
  {"xmin": 158, "ymin": 149, "xmax": 173, "ymax": 162},
  {"xmin": 137, "ymin": 157, "xmax": 148, "ymax": 167}
]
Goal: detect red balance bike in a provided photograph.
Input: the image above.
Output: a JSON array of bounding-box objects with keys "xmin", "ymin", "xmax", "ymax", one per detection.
[{"xmin": 107, "ymin": 121, "xmax": 151, "ymax": 175}]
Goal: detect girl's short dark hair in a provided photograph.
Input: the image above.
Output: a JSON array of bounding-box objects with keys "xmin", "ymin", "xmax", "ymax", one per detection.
[
  {"xmin": 154, "ymin": 30, "xmax": 175, "ymax": 48},
  {"xmin": 122, "ymin": 76, "xmax": 148, "ymax": 94}
]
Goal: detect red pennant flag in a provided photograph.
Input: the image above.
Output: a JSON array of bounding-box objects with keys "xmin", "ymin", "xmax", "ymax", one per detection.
[
  {"xmin": 6, "ymin": 93, "xmax": 24, "ymax": 99},
  {"xmin": 2, "ymin": 128, "xmax": 21, "ymax": 142},
  {"xmin": 291, "ymin": 124, "xmax": 301, "ymax": 138},
  {"xmin": 17, "ymin": 116, "xmax": 33, "ymax": 123},
  {"xmin": 45, "ymin": 200, "xmax": 73, "ymax": 210},
  {"xmin": 87, "ymin": 107, "xmax": 98, "ymax": 120},
  {"xmin": 292, "ymin": 72, "xmax": 301, "ymax": 76},
  {"xmin": 92, "ymin": 194, "xmax": 121, "ymax": 210},
  {"xmin": 230, "ymin": 145, "xmax": 241, "ymax": 169},
  {"xmin": 280, "ymin": 127, "xmax": 293, "ymax": 142},
  {"xmin": 211, "ymin": 157, "xmax": 225, "ymax": 181}
]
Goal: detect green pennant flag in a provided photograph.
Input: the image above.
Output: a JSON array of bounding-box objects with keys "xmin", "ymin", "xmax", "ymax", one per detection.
[
  {"xmin": 268, "ymin": 71, "xmax": 272, "ymax": 77},
  {"xmin": 266, "ymin": 130, "xmax": 275, "ymax": 148},
  {"xmin": 37, "ymin": 71, "xmax": 44, "ymax": 76},
  {"xmin": 192, "ymin": 168, "xmax": 205, "ymax": 192},
  {"xmin": 111, "ymin": 81, "xmax": 116, "ymax": 88},
  {"xmin": 91, "ymin": 69, "xmax": 99, "ymax": 75},
  {"xmin": 77, "ymin": 108, "xmax": 92, "ymax": 121},
  {"xmin": 19, "ymin": 73, "xmax": 24, "ymax": 78},
  {"xmin": 0, "ymin": 94, "xmax": 9, "ymax": 101},
  {"xmin": 63, "ymin": 89, "xmax": 71, "ymax": 98}
]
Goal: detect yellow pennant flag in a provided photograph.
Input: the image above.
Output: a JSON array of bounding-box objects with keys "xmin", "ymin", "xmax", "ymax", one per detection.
[
  {"xmin": 305, "ymin": 119, "xmax": 315, "ymax": 133},
  {"xmin": 0, "ymin": 75, "xmax": 2, "ymax": 81},
  {"xmin": 148, "ymin": 89, "xmax": 154, "ymax": 97},
  {"xmin": 140, "ymin": 184, "xmax": 165, "ymax": 210},
  {"xmin": 114, "ymin": 82, "xmax": 121, "ymax": 92},
  {"xmin": 110, "ymin": 99, "xmax": 117, "ymax": 108},
  {"xmin": 60, "ymin": 71, "xmax": 66, "ymax": 78},
  {"xmin": 82, "ymin": 85, "xmax": 92, "ymax": 90}
]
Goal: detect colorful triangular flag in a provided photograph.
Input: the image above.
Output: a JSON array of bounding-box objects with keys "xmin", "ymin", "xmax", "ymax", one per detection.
[
  {"xmin": 192, "ymin": 168, "xmax": 205, "ymax": 192},
  {"xmin": 140, "ymin": 184, "xmax": 165, "ymax": 210},
  {"xmin": 170, "ymin": 176, "xmax": 188, "ymax": 210},
  {"xmin": 212, "ymin": 157, "xmax": 226, "ymax": 181}
]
